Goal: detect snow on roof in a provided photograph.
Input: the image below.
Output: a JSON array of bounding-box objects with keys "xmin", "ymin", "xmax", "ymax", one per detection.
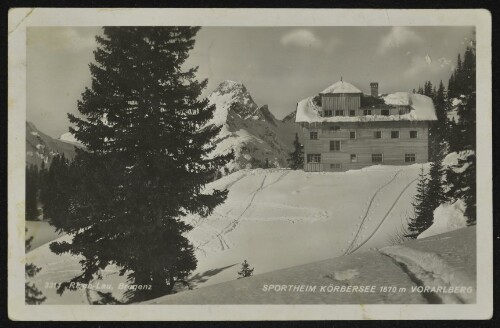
[
  {"xmin": 295, "ymin": 92, "xmax": 437, "ymax": 123},
  {"xmin": 320, "ymin": 81, "xmax": 362, "ymax": 94}
]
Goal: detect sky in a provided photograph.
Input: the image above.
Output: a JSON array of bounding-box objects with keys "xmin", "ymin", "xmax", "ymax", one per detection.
[{"xmin": 27, "ymin": 26, "xmax": 474, "ymax": 138}]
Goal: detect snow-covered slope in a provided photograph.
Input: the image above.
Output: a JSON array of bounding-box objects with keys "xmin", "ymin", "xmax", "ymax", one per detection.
[
  {"xmin": 145, "ymin": 226, "xmax": 476, "ymax": 305},
  {"xmin": 26, "ymin": 121, "xmax": 78, "ymax": 167},
  {"xmin": 206, "ymin": 80, "xmax": 302, "ymax": 171},
  {"xmin": 26, "ymin": 164, "xmax": 425, "ymax": 304}
]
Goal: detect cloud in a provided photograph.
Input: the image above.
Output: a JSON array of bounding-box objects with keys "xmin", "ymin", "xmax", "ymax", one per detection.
[
  {"xmin": 437, "ymin": 57, "xmax": 454, "ymax": 71},
  {"xmin": 378, "ymin": 27, "xmax": 423, "ymax": 54},
  {"xmin": 28, "ymin": 27, "xmax": 99, "ymax": 53},
  {"xmin": 280, "ymin": 29, "xmax": 322, "ymax": 49},
  {"xmin": 324, "ymin": 37, "xmax": 342, "ymax": 53},
  {"xmin": 403, "ymin": 54, "xmax": 440, "ymax": 77}
]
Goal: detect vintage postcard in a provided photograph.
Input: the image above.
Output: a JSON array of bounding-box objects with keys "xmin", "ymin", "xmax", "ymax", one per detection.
[{"xmin": 8, "ymin": 8, "xmax": 492, "ymax": 320}]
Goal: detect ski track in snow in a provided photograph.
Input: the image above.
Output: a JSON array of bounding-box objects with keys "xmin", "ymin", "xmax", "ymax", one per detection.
[
  {"xmin": 343, "ymin": 169, "xmax": 404, "ymax": 255},
  {"xmin": 221, "ymin": 175, "xmax": 267, "ymax": 235},
  {"xmin": 220, "ymin": 170, "xmax": 290, "ymax": 236},
  {"xmin": 346, "ymin": 177, "xmax": 419, "ymax": 255},
  {"xmin": 195, "ymin": 170, "xmax": 290, "ymax": 252},
  {"xmin": 189, "ymin": 173, "xmax": 249, "ymax": 230}
]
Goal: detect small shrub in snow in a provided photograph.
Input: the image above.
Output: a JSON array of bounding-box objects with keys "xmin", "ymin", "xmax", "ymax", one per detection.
[{"xmin": 237, "ymin": 260, "xmax": 254, "ymax": 279}]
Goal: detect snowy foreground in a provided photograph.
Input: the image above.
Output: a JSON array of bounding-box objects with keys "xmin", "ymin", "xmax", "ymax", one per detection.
[
  {"xmin": 27, "ymin": 164, "xmax": 457, "ymax": 304},
  {"xmin": 146, "ymin": 227, "xmax": 476, "ymax": 304}
]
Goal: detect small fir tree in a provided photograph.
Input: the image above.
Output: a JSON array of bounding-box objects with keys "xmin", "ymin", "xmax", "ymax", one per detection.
[
  {"xmin": 406, "ymin": 166, "xmax": 433, "ymax": 238},
  {"xmin": 287, "ymin": 133, "xmax": 304, "ymax": 170},
  {"xmin": 237, "ymin": 260, "xmax": 254, "ymax": 279}
]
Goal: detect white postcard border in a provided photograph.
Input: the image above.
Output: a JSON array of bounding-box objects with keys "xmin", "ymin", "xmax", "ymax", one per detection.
[{"xmin": 8, "ymin": 8, "xmax": 493, "ymax": 320}]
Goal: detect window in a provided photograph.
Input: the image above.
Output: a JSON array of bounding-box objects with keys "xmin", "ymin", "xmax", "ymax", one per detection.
[
  {"xmin": 363, "ymin": 109, "xmax": 372, "ymax": 115},
  {"xmin": 391, "ymin": 131, "xmax": 400, "ymax": 139},
  {"xmin": 374, "ymin": 131, "xmax": 382, "ymax": 139},
  {"xmin": 330, "ymin": 140, "xmax": 341, "ymax": 151},
  {"xmin": 349, "ymin": 110, "xmax": 356, "ymax": 116},
  {"xmin": 307, "ymin": 154, "xmax": 321, "ymax": 163},
  {"xmin": 324, "ymin": 110, "xmax": 333, "ymax": 117},
  {"xmin": 310, "ymin": 131, "xmax": 318, "ymax": 140},
  {"xmin": 350, "ymin": 154, "xmax": 357, "ymax": 163},
  {"xmin": 398, "ymin": 107, "xmax": 409, "ymax": 115},
  {"xmin": 372, "ymin": 154, "xmax": 383, "ymax": 163},
  {"xmin": 410, "ymin": 131, "xmax": 418, "ymax": 139},
  {"xmin": 350, "ymin": 131, "xmax": 356, "ymax": 139},
  {"xmin": 335, "ymin": 110, "xmax": 344, "ymax": 116},
  {"xmin": 405, "ymin": 153, "xmax": 416, "ymax": 163},
  {"xmin": 330, "ymin": 163, "xmax": 342, "ymax": 169},
  {"xmin": 330, "ymin": 126, "xmax": 340, "ymax": 132},
  {"xmin": 381, "ymin": 109, "xmax": 390, "ymax": 116}
]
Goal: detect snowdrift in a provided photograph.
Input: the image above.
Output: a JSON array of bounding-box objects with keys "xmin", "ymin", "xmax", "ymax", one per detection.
[{"xmin": 418, "ymin": 199, "xmax": 468, "ymax": 239}]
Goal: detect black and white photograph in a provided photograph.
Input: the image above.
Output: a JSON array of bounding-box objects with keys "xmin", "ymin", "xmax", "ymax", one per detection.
[{"xmin": 8, "ymin": 8, "xmax": 492, "ymax": 321}]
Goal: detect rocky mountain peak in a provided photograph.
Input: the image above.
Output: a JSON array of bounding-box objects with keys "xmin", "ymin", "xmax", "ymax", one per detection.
[{"xmin": 282, "ymin": 110, "xmax": 297, "ymax": 123}]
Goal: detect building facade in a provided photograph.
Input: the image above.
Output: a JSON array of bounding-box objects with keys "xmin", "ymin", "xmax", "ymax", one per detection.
[{"xmin": 295, "ymin": 80, "xmax": 437, "ymax": 172}]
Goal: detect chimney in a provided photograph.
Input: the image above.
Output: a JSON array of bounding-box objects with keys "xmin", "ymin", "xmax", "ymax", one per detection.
[{"xmin": 370, "ymin": 82, "xmax": 379, "ymax": 97}]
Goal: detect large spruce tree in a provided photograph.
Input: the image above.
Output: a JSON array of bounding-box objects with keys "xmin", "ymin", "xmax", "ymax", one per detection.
[{"xmin": 49, "ymin": 27, "xmax": 232, "ymax": 302}]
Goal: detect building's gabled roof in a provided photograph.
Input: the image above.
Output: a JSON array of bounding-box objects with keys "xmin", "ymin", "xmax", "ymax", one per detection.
[
  {"xmin": 295, "ymin": 92, "xmax": 437, "ymax": 123},
  {"xmin": 320, "ymin": 81, "xmax": 362, "ymax": 94}
]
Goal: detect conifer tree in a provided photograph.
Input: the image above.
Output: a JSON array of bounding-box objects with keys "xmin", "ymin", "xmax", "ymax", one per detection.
[
  {"xmin": 448, "ymin": 72, "xmax": 456, "ymax": 98},
  {"xmin": 25, "ymin": 229, "xmax": 46, "ymax": 304},
  {"xmin": 424, "ymin": 81, "xmax": 433, "ymax": 97},
  {"xmin": 237, "ymin": 260, "xmax": 254, "ymax": 279},
  {"xmin": 429, "ymin": 80, "xmax": 448, "ymax": 160},
  {"xmin": 444, "ymin": 39, "xmax": 476, "ymax": 225},
  {"xmin": 26, "ymin": 165, "xmax": 39, "ymax": 221},
  {"xmin": 42, "ymin": 154, "xmax": 72, "ymax": 227},
  {"xmin": 287, "ymin": 133, "xmax": 304, "ymax": 170},
  {"xmin": 427, "ymin": 155, "xmax": 447, "ymax": 211},
  {"xmin": 406, "ymin": 166, "xmax": 433, "ymax": 238},
  {"xmin": 445, "ymin": 152, "xmax": 476, "ymax": 225},
  {"xmin": 49, "ymin": 27, "xmax": 232, "ymax": 302}
]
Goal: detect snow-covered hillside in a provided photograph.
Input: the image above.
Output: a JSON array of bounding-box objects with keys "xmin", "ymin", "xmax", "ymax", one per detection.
[
  {"xmin": 145, "ymin": 227, "xmax": 475, "ymax": 305},
  {"xmin": 206, "ymin": 80, "xmax": 302, "ymax": 171},
  {"xmin": 26, "ymin": 164, "xmax": 425, "ymax": 304}
]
